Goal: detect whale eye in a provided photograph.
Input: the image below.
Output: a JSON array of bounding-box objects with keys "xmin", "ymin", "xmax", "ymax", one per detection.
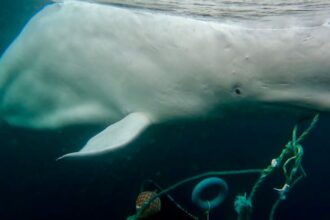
[
  {"xmin": 234, "ymin": 88, "xmax": 242, "ymax": 95},
  {"xmin": 232, "ymin": 84, "xmax": 243, "ymax": 96}
]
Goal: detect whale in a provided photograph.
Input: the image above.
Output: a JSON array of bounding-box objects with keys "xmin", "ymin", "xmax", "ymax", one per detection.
[{"xmin": 0, "ymin": 1, "xmax": 329, "ymax": 159}]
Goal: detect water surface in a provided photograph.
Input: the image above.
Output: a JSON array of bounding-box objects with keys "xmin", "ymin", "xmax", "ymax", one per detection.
[{"xmin": 71, "ymin": 0, "xmax": 330, "ymax": 27}]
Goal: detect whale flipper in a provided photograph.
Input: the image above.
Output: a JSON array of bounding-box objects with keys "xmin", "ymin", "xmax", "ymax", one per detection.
[{"xmin": 57, "ymin": 112, "xmax": 151, "ymax": 160}]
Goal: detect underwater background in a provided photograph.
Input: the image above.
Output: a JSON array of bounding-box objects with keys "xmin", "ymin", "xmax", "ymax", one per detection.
[{"xmin": 1, "ymin": 1, "xmax": 330, "ymax": 219}]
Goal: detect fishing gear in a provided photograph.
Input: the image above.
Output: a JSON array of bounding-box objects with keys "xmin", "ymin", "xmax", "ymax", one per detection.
[
  {"xmin": 192, "ymin": 177, "xmax": 229, "ymax": 220},
  {"xmin": 127, "ymin": 114, "xmax": 319, "ymax": 220},
  {"xmin": 235, "ymin": 114, "xmax": 319, "ymax": 220}
]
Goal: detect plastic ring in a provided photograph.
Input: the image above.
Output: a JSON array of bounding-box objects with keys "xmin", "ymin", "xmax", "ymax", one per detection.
[{"xmin": 191, "ymin": 177, "xmax": 228, "ymax": 210}]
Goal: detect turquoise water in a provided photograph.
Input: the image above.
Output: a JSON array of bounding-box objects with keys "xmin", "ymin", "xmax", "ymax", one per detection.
[{"xmin": 0, "ymin": 1, "xmax": 330, "ymax": 220}]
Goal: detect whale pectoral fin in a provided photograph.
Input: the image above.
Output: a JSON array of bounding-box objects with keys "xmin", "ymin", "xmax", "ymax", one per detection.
[{"xmin": 57, "ymin": 112, "xmax": 151, "ymax": 160}]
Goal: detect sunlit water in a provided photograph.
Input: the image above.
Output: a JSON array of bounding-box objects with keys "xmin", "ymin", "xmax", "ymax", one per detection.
[{"xmin": 66, "ymin": 0, "xmax": 330, "ymax": 27}]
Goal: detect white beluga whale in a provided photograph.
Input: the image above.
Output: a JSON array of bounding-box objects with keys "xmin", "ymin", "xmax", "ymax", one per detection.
[{"xmin": 0, "ymin": 1, "xmax": 330, "ymax": 159}]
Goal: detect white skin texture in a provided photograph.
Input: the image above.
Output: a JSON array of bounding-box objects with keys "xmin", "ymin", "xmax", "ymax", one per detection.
[{"xmin": 0, "ymin": 1, "xmax": 329, "ymax": 158}]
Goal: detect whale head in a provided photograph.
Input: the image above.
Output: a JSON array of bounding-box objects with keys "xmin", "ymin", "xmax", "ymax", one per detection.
[{"xmin": 212, "ymin": 22, "xmax": 330, "ymax": 116}]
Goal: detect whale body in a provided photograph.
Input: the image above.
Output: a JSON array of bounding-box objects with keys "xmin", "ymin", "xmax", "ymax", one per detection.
[{"xmin": 0, "ymin": 1, "xmax": 330, "ymax": 159}]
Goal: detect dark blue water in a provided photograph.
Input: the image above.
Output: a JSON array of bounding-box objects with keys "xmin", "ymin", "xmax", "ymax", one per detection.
[{"xmin": 1, "ymin": 1, "xmax": 330, "ymax": 220}]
